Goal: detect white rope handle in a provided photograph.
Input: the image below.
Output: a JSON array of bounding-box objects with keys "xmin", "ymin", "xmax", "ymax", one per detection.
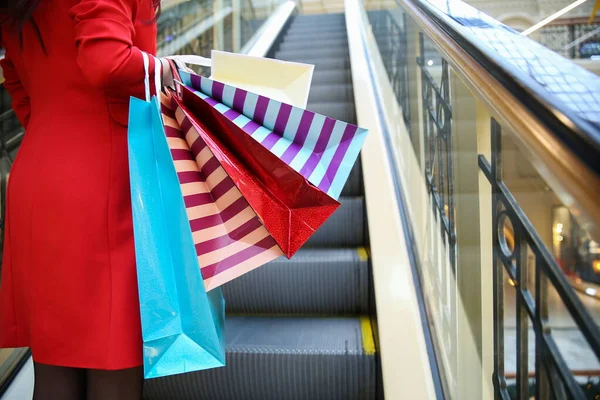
[
  {"xmin": 152, "ymin": 56, "xmax": 162, "ymax": 99},
  {"xmin": 142, "ymin": 51, "xmax": 150, "ymax": 102},
  {"xmin": 166, "ymin": 55, "xmax": 212, "ymax": 68},
  {"xmin": 142, "ymin": 52, "xmax": 165, "ymax": 103}
]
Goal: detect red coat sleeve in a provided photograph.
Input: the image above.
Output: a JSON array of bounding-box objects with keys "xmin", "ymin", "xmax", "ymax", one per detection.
[
  {"xmin": 0, "ymin": 49, "xmax": 31, "ymax": 130},
  {"xmin": 70, "ymin": 0, "xmax": 159, "ymax": 99}
]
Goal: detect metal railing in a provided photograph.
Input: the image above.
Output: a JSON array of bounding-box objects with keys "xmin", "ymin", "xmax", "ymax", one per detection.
[
  {"xmin": 479, "ymin": 120, "xmax": 600, "ymax": 399},
  {"xmin": 539, "ymin": 17, "xmax": 600, "ymax": 59},
  {"xmin": 364, "ymin": 0, "xmax": 600, "ymax": 398}
]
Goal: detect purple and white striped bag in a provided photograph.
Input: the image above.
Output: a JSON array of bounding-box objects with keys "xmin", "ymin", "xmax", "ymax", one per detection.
[{"xmin": 179, "ymin": 71, "xmax": 368, "ymax": 200}]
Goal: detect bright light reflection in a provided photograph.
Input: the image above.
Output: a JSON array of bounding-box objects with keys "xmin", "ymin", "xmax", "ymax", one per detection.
[{"xmin": 522, "ymin": 0, "xmax": 590, "ymax": 36}]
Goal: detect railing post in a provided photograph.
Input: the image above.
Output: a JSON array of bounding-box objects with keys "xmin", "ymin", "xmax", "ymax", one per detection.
[
  {"xmin": 489, "ymin": 119, "xmax": 507, "ymax": 400},
  {"xmin": 213, "ymin": 0, "xmax": 225, "ymax": 51},
  {"xmin": 232, "ymin": 0, "xmax": 242, "ymax": 52},
  {"xmin": 406, "ymin": 20, "xmax": 425, "ymax": 172}
]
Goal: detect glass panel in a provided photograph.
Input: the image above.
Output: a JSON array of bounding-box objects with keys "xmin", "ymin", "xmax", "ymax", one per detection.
[{"xmin": 362, "ymin": 0, "xmax": 600, "ymax": 398}]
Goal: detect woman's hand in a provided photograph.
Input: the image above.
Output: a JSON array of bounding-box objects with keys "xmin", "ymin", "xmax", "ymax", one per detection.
[{"xmin": 159, "ymin": 58, "xmax": 174, "ymax": 89}]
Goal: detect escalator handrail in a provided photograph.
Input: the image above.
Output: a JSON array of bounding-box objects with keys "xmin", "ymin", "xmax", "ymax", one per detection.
[
  {"xmin": 0, "ymin": 349, "xmax": 30, "ymax": 397},
  {"xmin": 403, "ymin": 0, "xmax": 600, "ymax": 176},
  {"xmin": 400, "ymin": 0, "xmax": 600, "ymax": 241}
]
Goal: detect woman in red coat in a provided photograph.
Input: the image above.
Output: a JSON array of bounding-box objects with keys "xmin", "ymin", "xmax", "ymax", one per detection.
[{"xmin": 0, "ymin": 0, "xmax": 172, "ymax": 398}]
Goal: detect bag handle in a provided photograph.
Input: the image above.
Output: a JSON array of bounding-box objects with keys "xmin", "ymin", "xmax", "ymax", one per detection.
[
  {"xmin": 167, "ymin": 58, "xmax": 182, "ymax": 83},
  {"xmin": 165, "ymin": 58, "xmax": 183, "ymax": 97},
  {"xmin": 166, "ymin": 55, "xmax": 212, "ymax": 70},
  {"xmin": 142, "ymin": 51, "xmax": 163, "ymax": 102}
]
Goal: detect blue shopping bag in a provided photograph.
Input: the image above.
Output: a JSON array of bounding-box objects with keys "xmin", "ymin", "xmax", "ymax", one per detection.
[{"xmin": 128, "ymin": 95, "xmax": 226, "ymax": 379}]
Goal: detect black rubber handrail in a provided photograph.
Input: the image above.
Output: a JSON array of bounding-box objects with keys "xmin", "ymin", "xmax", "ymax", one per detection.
[{"xmin": 406, "ymin": 0, "xmax": 600, "ymax": 176}]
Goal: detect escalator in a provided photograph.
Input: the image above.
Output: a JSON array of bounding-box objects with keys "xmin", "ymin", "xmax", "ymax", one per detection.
[{"xmin": 145, "ymin": 13, "xmax": 377, "ymax": 400}]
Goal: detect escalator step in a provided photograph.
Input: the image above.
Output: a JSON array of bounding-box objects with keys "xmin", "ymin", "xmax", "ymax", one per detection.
[
  {"xmin": 308, "ymin": 83, "xmax": 354, "ymax": 104},
  {"xmin": 295, "ymin": 57, "xmax": 352, "ymax": 71},
  {"xmin": 223, "ymin": 248, "xmax": 369, "ymax": 315},
  {"xmin": 305, "ymin": 196, "xmax": 364, "ymax": 248},
  {"xmin": 294, "ymin": 13, "xmax": 345, "ymax": 20},
  {"xmin": 342, "ymin": 160, "xmax": 363, "ymax": 197},
  {"xmin": 144, "ymin": 317, "xmax": 376, "ymax": 400},
  {"xmin": 286, "ymin": 26, "xmax": 347, "ymax": 36},
  {"xmin": 307, "ymin": 101, "xmax": 356, "ymax": 124},
  {"xmin": 312, "ymin": 69, "xmax": 353, "ymax": 85},
  {"xmin": 285, "ymin": 31, "xmax": 348, "ymax": 41},
  {"xmin": 278, "ymin": 37, "xmax": 348, "ymax": 52},
  {"xmin": 287, "ymin": 20, "xmax": 346, "ymax": 29},
  {"xmin": 293, "ymin": 15, "xmax": 345, "ymax": 24},
  {"xmin": 290, "ymin": 21, "xmax": 346, "ymax": 30},
  {"xmin": 276, "ymin": 47, "xmax": 349, "ymax": 59},
  {"xmin": 145, "ymin": 13, "xmax": 372, "ymax": 400}
]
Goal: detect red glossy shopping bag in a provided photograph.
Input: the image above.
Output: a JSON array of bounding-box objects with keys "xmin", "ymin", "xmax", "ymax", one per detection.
[{"xmin": 171, "ymin": 85, "xmax": 341, "ymax": 259}]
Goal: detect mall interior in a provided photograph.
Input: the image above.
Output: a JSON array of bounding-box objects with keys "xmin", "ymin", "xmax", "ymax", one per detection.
[{"xmin": 1, "ymin": 0, "xmax": 599, "ymax": 399}]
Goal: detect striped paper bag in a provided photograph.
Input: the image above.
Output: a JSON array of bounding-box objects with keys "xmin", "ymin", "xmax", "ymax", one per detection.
[
  {"xmin": 180, "ymin": 71, "xmax": 368, "ymax": 201},
  {"xmin": 160, "ymin": 93, "xmax": 284, "ymax": 291}
]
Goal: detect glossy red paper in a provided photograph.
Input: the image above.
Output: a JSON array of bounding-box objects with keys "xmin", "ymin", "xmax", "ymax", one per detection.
[{"xmin": 172, "ymin": 86, "xmax": 340, "ymax": 258}]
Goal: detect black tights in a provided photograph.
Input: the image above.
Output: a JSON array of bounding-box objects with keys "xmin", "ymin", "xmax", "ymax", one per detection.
[{"xmin": 33, "ymin": 362, "xmax": 144, "ymax": 400}]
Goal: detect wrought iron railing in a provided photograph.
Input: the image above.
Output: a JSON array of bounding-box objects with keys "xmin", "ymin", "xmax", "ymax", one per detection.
[
  {"xmin": 370, "ymin": 11, "xmax": 411, "ymax": 131},
  {"xmin": 539, "ymin": 18, "xmax": 600, "ymax": 59},
  {"xmin": 479, "ymin": 119, "xmax": 600, "ymax": 399},
  {"xmin": 370, "ymin": 9, "xmax": 456, "ymax": 271},
  {"xmin": 417, "ymin": 37, "xmax": 456, "ymax": 274}
]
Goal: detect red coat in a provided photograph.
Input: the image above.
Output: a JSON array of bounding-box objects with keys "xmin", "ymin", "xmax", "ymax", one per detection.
[{"xmin": 0, "ymin": 0, "xmax": 160, "ymax": 369}]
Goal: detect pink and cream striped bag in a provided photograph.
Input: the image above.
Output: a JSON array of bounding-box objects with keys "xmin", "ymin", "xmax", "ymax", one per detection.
[{"xmin": 159, "ymin": 93, "xmax": 284, "ymax": 291}]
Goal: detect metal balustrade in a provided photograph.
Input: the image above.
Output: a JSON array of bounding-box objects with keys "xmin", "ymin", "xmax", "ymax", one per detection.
[{"xmin": 479, "ymin": 120, "xmax": 600, "ymax": 399}]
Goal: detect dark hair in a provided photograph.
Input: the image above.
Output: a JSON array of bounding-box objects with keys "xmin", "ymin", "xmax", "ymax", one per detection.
[
  {"xmin": 1, "ymin": 0, "xmax": 161, "ymax": 52},
  {"xmin": 1, "ymin": 0, "xmax": 41, "ymax": 26},
  {"xmin": 1, "ymin": 0, "xmax": 46, "ymax": 51}
]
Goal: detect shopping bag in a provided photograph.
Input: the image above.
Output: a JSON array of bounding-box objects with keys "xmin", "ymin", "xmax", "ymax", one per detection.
[
  {"xmin": 172, "ymin": 85, "xmax": 341, "ymax": 260},
  {"xmin": 179, "ymin": 70, "xmax": 367, "ymax": 200},
  {"xmin": 159, "ymin": 91, "xmax": 285, "ymax": 290},
  {"xmin": 128, "ymin": 53, "xmax": 225, "ymax": 378},
  {"xmin": 210, "ymin": 50, "xmax": 314, "ymax": 108},
  {"xmin": 155, "ymin": 54, "xmax": 367, "ymax": 292},
  {"xmin": 169, "ymin": 50, "xmax": 314, "ymax": 108}
]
